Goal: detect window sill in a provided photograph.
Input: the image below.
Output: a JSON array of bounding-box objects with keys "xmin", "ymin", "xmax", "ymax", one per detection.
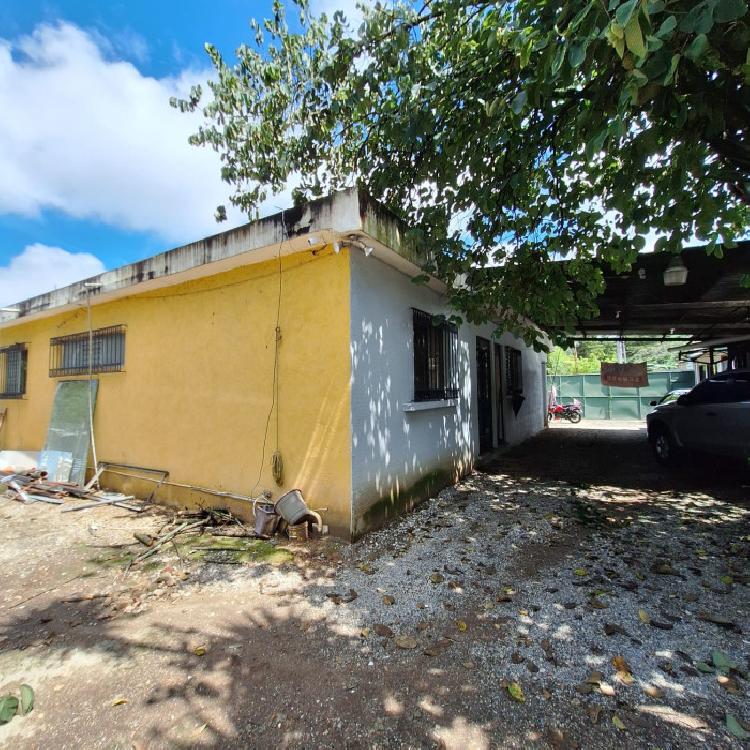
[{"xmin": 402, "ymin": 399, "xmax": 458, "ymax": 412}]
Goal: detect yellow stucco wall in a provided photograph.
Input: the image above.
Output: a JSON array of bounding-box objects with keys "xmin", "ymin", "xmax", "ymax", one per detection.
[{"xmin": 0, "ymin": 246, "xmax": 353, "ymax": 537}]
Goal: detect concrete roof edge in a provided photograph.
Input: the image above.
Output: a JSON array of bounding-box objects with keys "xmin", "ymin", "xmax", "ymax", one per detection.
[{"xmin": 0, "ymin": 188, "xmax": 365, "ymax": 327}]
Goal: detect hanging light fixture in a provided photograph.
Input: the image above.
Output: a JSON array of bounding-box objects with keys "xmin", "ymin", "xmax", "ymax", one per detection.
[{"xmin": 663, "ymin": 255, "xmax": 688, "ymax": 286}]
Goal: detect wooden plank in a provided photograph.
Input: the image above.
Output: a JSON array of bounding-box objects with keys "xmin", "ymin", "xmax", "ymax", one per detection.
[
  {"xmin": 61, "ymin": 495, "xmax": 136, "ymax": 513},
  {"xmin": 26, "ymin": 494, "xmax": 65, "ymax": 505}
]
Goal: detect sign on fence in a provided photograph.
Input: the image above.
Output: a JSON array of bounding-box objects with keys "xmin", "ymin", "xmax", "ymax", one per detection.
[{"xmin": 600, "ymin": 362, "xmax": 649, "ymax": 388}]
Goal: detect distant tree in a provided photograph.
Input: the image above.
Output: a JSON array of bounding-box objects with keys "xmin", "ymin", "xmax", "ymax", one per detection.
[
  {"xmin": 174, "ymin": 0, "xmax": 750, "ymax": 347},
  {"xmin": 549, "ymin": 339, "xmax": 682, "ymax": 374}
]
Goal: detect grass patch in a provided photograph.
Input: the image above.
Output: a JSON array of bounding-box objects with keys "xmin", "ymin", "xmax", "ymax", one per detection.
[{"xmin": 178, "ymin": 535, "xmax": 293, "ymax": 565}]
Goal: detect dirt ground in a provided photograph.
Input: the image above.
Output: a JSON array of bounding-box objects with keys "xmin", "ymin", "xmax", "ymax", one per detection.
[{"xmin": 1, "ymin": 421, "xmax": 749, "ymax": 749}]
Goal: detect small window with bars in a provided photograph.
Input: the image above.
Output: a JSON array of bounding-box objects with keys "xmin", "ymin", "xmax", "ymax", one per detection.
[
  {"xmin": 505, "ymin": 346, "xmax": 523, "ymax": 394},
  {"xmin": 412, "ymin": 308, "xmax": 458, "ymax": 401},
  {"xmin": 49, "ymin": 325, "xmax": 126, "ymax": 377},
  {"xmin": 0, "ymin": 344, "xmax": 27, "ymax": 398}
]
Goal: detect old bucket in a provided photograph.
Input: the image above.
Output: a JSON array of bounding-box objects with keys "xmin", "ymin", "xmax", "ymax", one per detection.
[
  {"xmin": 274, "ymin": 489, "xmax": 309, "ymax": 526},
  {"xmin": 253, "ymin": 501, "xmax": 280, "ymax": 538}
]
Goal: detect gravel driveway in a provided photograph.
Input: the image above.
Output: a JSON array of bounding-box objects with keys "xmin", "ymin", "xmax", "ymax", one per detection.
[{"xmin": 1, "ymin": 421, "xmax": 748, "ymax": 748}]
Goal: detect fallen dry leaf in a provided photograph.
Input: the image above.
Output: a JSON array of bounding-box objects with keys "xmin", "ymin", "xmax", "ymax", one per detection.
[
  {"xmin": 611, "ymin": 655, "xmax": 632, "ymax": 673},
  {"xmin": 643, "ymin": 684, "xmax": 664, "ymax": 700},
  {"xmin": 395, "ymin": 635, "xmax": 417, "ymax": 650},
  {"xmin": 638, "ymin": 609, "xmax": 651, "ymax": 624},
  {"xmin": 603, "ymin": 623, "xmax": 626, "ymax": 636},
  {"xmin": 615, "ymin": 670, "xmax": 634, "ymax": 686},
  {"xmin": 599, "ymin": 682, "xmax": 615, "ymax": 697},
  {"xmin": 382, "ymin": 595, "xmax": 395, "ymax": 606},
  {"xmin": 585, "ymin": 670, "xmax": 603, "ymax": 685},
  {"xmin": 717, "ymin": 675, "xmax": 740, "ymax": 694}
]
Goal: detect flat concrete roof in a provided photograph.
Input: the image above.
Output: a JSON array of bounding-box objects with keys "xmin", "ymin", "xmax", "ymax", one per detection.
[{"xmin": 0, "ymin": 188, "xmax": 432, "ymax": 329}]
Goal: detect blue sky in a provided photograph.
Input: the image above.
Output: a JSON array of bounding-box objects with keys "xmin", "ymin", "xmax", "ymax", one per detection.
[{"xmin": 0, "ymin": 0, "xmax": 354, "ymax": 305}]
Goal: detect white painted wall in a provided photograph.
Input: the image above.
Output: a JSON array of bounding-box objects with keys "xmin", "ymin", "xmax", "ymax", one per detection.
[{"xmin": 349, "ymin": 250, "xmax": 547, "ymax": 533}]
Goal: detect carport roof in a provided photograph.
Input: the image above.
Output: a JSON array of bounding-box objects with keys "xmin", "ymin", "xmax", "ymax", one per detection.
[{"xmin": 558, "ymin": 242, "xmax": 750, "ymax": 341}]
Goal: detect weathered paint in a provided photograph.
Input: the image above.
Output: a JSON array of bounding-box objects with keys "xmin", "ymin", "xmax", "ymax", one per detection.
[
  {"xmin": 349, "ymin": 249, "xmax": 547, "ymax": 536},
  {"xmin": 0, "ymin": 188, "xmax": 549, "ymax": 541},
  {"xmin": 0, "ymin": 247, "xmax": 353, "ymax": 537}
]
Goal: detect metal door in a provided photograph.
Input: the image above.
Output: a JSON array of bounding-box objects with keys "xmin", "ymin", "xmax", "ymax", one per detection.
[
  {"xmin": 476, "ymin": 337, "xmax": 493, "ymax": 453},
  {"xmin": 494, "ymin": 343, "xmax": 505, "ymax": 443}
]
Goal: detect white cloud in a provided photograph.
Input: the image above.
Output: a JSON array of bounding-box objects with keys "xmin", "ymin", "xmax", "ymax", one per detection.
[
  {"xmin": 0, "ymin": 22, "xmax": 293, "ymax": 243},
  {"xmin": 0, "ymin": 243, "xmax": 106, "ymax": 307}
]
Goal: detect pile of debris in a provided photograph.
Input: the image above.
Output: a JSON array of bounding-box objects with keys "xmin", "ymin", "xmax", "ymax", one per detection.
[
  {"xmin": 128, "ymin": 508, "xmax": 246, "ymax": 569},
  {"xmin": 1, "ymin": 468, "xmax": 140, "ymax": 512}
]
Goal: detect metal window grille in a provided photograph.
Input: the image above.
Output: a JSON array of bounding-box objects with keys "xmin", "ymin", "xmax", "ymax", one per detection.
[
  {"xmin": 49, "ymin": 325, "xmax": 126, "ymax": 377},
  {"xmin": 505, "ymin": 346, "xmax": 523, "ymax": 394},
  {"xmin": 413, "ymin": 308, "xmax": 458, "ymax": 401},
  {"xmin": 0, "ymin": 344, "xmax": 27, "ymax": 398}
]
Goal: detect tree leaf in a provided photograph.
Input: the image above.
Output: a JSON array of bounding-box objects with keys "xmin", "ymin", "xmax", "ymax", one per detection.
[
  {"xmin": 506, "ymin": 681, "xmax": 525, "ymax": 702},
  {"xmin": 638, "ymin": 609, "xmax": 651, "ymax": 624},
  {"xmin": 657, "ymin": 15, "xmax": 677, "ymax": 37},
  {"xmin": 511, "ymin": 90, "xmax": 528, "ymax": 115},
  {"xmin": 612, "ymin": 715, "xmax": 626, "ymax": 730},
  {"xmin": 19, "ymin": 685, "xmax": 34, "ymax": 716},
  {"xmin": 680, "ymin": 2, "xmax": 714, "ymax": 33},
  {"xmin": 568, "ymin": 42, "xmax": 588, "ymax": 69},
  {"xmin": 685, "ymin": 34, "xmax": 710, "ymax": 62},
  {"xmin": 624, "ymin": 17, "xmax": 647, "ymax": 58},
  {"xmin": 714, "ymin": 0, "xmax": 748, "ymax": 23},
  {"xmin": 711, "ymin": 650, "xmax": 736, "ymax": 671},
  {"xmin": 616, "ymin": 0, "xmax": 639, "ymax": 27},
  {"xmin": 663, "ymin": 53, "xmax": 680, "ymax": 84},
  {"xmin": 0, "ymin": 696, "xmax": 19, "ymax": 725},
  {"xmin": 726, "ymin": 713, "xmax": 750, "ymax": 740}
]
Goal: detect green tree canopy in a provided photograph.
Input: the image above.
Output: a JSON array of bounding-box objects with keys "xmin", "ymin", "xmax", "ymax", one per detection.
[
  {"xmin": 174, "ymin": 0, "xmax": 750, "ymax": 347},
  {"xmin": 548, "ymin": 339, "xmax": 682, "ymax": 373}
]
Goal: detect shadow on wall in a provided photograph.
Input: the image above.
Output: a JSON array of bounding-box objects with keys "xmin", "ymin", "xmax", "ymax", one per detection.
[{"xmin": 350, "ymin": 311, "xmax": 473, "ymax": 537}]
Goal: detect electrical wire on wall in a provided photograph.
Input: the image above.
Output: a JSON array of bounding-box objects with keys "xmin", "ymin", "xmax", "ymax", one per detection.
[
  {"xmin": 84, "ymin": 284, "xmax": 100, "ymax": 488},
  {"xmin": 251, "ymin": 213, "xmax": 288, "ymax": 496}
]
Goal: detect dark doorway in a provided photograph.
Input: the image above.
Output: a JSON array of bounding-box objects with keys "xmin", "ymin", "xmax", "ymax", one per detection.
[
  {"xmin": 476, "ymin": 337, "xmax": 493, "ymax": 453},
  {"xmin": 494, "ymin": 343, "xmax": 506, "ymax": 444}
]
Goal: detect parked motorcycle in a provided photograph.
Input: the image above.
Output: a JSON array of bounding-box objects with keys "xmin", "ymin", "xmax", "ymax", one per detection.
[{"xmin": 548, "ymin": 400, "xmax": 582, "ymax": 424}]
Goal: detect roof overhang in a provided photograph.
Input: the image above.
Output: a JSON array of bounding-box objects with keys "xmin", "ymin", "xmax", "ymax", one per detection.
[
  {"xmin": 552, "ymin": 243, "xmax": 750, "ymax": 343},
  {"xmin": 0, "ymin": 188, "xmax": 438, "ymax": 330}
]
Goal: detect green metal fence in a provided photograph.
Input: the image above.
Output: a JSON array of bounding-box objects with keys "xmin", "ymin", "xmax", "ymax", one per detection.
[{"xmin": 547, "ymin": 369, "xmax": 697, "ymax": 420}]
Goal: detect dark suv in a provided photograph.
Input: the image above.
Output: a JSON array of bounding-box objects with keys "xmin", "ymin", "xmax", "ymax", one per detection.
[{"xmin": 646, "ymin": 369, "xmax": 750, "ymax": 465}]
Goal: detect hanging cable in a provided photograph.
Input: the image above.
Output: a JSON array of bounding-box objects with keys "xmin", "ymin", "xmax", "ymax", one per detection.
[
  {"xmin": 251, "ymin": 214, "xmax": 288, "ymax": 495},
  {"xmin": 271, "ymin": 233, "xmax": 284, "ymax": 486},
  {"xmin": 85, "ymin": 286, "xmax": 99, "ymax": 488}
]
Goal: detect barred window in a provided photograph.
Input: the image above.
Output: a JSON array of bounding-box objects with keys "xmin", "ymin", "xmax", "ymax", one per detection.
[
  {"xmin": 505, "ymin": 347, "xmax": 523, "ymax": 394},
  {"xmin": 50, "ymin": 325, "xmax": 126, "ymax": 377},
  {"xmin": 0, "ymin": 344, "xmax": 27, "ymax": 398},
  {"xmin": 412, "ymin": 309, "xmax": 458, "ymax": 401}
]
